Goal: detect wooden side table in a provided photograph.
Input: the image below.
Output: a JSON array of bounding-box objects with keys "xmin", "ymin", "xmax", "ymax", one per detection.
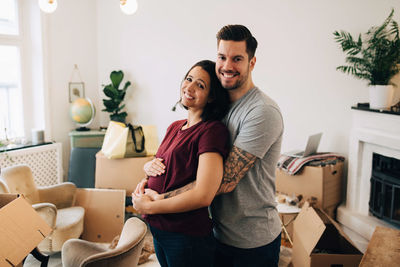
[{"xmin": 276, "ymin": 201, "xmax": 301, "ymax": 247}]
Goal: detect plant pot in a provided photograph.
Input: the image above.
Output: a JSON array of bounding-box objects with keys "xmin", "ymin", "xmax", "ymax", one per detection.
[{"xmin": 369, "ymin": 85, "xmax": 394, "ymax": 109}]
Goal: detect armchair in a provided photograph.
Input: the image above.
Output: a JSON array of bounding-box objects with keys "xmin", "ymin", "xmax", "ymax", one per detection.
[
  {"xmin": 0, "ymin": 178, "xmax": 9, "ymax": 193},
  {"xmin": 0, "ymin": 164, "xmax": 85, "ymax": 253},
  {"xmin": 62, "ymin": 217, "xmax": 147, "ymax": 267}
]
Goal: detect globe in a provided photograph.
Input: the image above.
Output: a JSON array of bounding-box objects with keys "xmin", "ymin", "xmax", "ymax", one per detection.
[{"xmin": 70, "ymin": 98, "xmax": 95, "ymax": 131}]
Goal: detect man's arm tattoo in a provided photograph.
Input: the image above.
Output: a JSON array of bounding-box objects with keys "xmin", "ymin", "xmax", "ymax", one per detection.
[
  {"xmin": 217, "ymin": 146, "xmax": 257, "ymax": 194},
  {"xmin": 163, "ymin": 181, "xmax": 196, "ymax": 199},
  {"xmin": 162, "ymin": 146, "xmax": 256, "ymax": 198}
]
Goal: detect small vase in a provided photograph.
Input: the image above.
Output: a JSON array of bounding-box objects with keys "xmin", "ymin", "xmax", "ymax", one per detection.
[{"xmin": 369, "ymin": 85, "xmax": 394, "ymax": 109}]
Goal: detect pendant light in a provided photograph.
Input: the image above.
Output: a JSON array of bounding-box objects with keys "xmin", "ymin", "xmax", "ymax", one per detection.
[
  {"xmin": 38, "ymin": 0, "xmax": 138, "ymax": 15},
  {"xmin": 120, "ymin": 0, "xmax": 138, "ymax": 15},
  {"xmin": 38, "ymin": 0, "xmax": 57, "ymax": 13}
]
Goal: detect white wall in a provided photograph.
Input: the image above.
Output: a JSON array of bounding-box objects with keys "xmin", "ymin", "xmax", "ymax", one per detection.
[
  {"xmin": 44, "ymin": 0, "xmax": 99, "ymax": 174},
  {"xmin": 44, "ymin": 0, "xmax": 400, "ymax": 177},
  {"xmin": 97, "ymin": 0, "xmax": 400, "ymax": 150}
]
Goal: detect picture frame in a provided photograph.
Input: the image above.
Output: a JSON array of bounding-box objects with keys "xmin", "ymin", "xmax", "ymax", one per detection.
[{"xmin": 69, "ymin": 82, "xmax": 85, "ymax": 103}]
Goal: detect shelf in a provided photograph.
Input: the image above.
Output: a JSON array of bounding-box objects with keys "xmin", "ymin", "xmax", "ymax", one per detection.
[{"xmin": 352, "ymin": 103, "xmax": 400, "ymax": 116}]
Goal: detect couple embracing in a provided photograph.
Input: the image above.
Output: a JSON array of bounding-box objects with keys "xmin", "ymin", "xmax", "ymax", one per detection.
[{"xmin": 132, "ymin": 24, "xmax": 284, "ymax": 267}]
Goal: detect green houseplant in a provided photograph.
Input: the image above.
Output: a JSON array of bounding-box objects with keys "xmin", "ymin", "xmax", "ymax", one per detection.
[
  {"xmin": 333, "ymin": 8, "xmax": 400, "ymax": 109},
  {"xmin": 102, "ymin": 70, "xmax": 131, "ymax": 123}
]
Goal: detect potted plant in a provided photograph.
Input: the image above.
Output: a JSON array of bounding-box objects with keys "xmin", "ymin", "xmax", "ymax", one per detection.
[
  {"xmin": 102, "ymin": 70, "xmax": 131, "ymax": 123},
  {"xmin": 334, "ymin": 8, "xmax": 400, "ymax": 109}
]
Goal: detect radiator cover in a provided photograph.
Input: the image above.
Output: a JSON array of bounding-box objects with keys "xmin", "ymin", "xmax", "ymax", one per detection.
[{"xmin": 0, "ymin": 143, "xmax": 63, "ymax": 186}]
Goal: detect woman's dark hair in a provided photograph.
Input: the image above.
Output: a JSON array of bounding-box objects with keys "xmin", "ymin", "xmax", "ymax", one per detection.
[{"xmin": 181, "ymin": 60, "xmax": 230, "ymax": 121}]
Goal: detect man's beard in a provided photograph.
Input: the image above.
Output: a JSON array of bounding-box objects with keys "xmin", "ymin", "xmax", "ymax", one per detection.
[
  {"xmin": 222, "ymin": 76, "xmax": 245, "ymax": 90},
  {"xmin": 219, "ymin": 67, "xmax": 249, "ymax": 90}
]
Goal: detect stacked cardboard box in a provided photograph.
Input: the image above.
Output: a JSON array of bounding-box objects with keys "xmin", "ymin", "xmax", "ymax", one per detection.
[
  {"xmin": 276, "ymin": 161, "xmax": 343, "ymax": 218},
  {"xmin": 95, "ymin": 152, "xmax": 153, "ymax": 195}
]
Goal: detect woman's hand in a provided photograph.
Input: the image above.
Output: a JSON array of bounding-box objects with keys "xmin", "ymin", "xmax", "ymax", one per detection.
[
  {"xmin": 144, "ymin": 188, "xmax": 163, "ymax": 201},
  {"xmin": 132, "ymin": 193, "xmax": 153, "ymax": 214},
  {"xmin": 134, "ymin": 177, "xmax": 148, "ymax": 195},
  {"xmin": 144, "ymin": 158, "xmax": 166, "ymax": 176}
]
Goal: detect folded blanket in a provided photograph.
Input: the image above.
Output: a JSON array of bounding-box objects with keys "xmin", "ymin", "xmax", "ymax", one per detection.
[{"xmin": 277, "ymin": 153, "xmax": 345, "ymax": 175}]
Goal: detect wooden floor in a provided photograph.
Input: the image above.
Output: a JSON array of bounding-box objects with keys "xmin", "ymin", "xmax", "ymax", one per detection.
[
  {"xmin": 23, "ymin": 247, "xmax": 293, "ymax": 267},
  {"xmin": 23, "ymin": 253, "xmax": 160, "ymax": 267},
  {"xmin": 359, "ymin": 226, "xmax": 400, "ymax": 267}
]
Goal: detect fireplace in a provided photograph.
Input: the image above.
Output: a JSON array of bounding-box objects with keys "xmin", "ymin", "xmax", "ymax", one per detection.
[
  {"xmin": 369, "ymin": 153, "xmax": 400, "ymax": 226},
  {"xmin": 337, "ymin": 108, "xmax": 400, "ymax": 250}
]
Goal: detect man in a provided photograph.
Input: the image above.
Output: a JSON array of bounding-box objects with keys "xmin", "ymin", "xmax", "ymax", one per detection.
[
  {"xmin": 210, "ymin": 24, "xmax": 283, "ymax": 267},
  {"xmin": 135, "ymin": 25, "xmax": 284, "ymax": 267}
]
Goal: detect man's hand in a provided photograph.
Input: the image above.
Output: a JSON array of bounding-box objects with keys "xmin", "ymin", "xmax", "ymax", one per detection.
[
  {"xmin": 132, "ymin": 193, "xmax": 153, "ymax": 214},
  {"xmin": 144, "ymin": 188, "xmax": 163, "ymax": 201},
  {"xmin": 144, "ymin": 158, "xmax": 166, "ymax": 176}
]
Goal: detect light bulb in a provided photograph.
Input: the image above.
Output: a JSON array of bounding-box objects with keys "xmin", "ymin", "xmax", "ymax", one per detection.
[
  {"xmin": 120, "ymin": 0, "xmax": 138, "ymax": 15},
  {"xmin": 38, "ymin": 0, "xmax": 57, "ymax": 13}
]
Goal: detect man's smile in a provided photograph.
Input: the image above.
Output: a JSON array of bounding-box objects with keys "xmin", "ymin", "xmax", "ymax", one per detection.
[{"xmin": 220, "ymin": 71, "xmax": 239, "ymax": 79}]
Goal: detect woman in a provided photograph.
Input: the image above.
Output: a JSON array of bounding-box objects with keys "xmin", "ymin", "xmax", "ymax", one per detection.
[{"xmin": 132, "ymin": 60, "xmax": 230, "ymax": 267}]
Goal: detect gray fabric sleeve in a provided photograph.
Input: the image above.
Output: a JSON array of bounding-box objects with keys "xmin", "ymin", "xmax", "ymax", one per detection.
[{"xmin": 234, "ymin": 104, "xmax": 283, "ymax": 158}]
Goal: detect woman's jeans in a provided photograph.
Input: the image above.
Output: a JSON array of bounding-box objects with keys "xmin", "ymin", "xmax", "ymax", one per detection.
[{"xmin": 150, "ymin": 225, "xmax": 215, "ymax": 267}]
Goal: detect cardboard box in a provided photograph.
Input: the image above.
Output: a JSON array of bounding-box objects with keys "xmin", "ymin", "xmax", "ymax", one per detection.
[
  {"xmin": 276, "ymin": 161, "xmax": 343, "ymax": 217},
  {"xmin": 75, "ymin": 188, "xmax": 126, "ymax": 243},
  {"xmin": 95, "ymin": 152, "xmax": 153, "ymax": 195},
  {"xmin": 0, "ymin": 194, "xmax": 52, "ymax": 267},
  {"xmin": 292, "ymin": 203, "xmax": 363, "ymax": 267},
  {"xmin": 359, "ymin": 226, "xmax": 400, "ymax": 266},
  {"xmin": 280, "ymin": 212, "xmax": 297, "ymax": 244}
]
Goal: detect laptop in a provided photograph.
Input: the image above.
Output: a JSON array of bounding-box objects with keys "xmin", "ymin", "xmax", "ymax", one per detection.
[{"xmin": 284, "ymin": 133, "xmax": 323, "ymax": 158}]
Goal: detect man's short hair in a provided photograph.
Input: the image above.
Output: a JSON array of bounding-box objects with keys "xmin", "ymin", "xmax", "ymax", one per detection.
[{"xmin": 216, "ymin": 24, "xmax": 258, "ymax": 59}]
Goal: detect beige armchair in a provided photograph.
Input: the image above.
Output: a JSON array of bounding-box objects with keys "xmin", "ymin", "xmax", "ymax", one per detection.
[
  {"xmin": 62, "ymin": 217, "xmax": 147, "ymax": 267},
  {"xmin": 0, "ymin": 164, "xmax": 85, "ymax": 253},
  {"xmin": 0, "ymin": 178, "xmax": 9, "ymax": 193}
]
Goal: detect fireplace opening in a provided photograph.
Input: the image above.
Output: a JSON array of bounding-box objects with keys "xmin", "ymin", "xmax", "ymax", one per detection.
[{"xmin": 369, "ymin": 153, "xmax": 400, "ymax": 226}]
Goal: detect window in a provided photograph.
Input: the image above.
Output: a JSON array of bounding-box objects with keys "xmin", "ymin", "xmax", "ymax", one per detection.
[
  {"xmin": 0, "ymin": 0, "xmax": 19, "ymax": 35},
  {"xmin": 0, "ymin": 0, "xmax": 24, "ymax": 141}
]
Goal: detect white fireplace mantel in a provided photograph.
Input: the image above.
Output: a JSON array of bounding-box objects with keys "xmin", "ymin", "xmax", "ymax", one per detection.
[{"xmin": 337, "ymin": 109, "xmax": 400, "ymax": 242}]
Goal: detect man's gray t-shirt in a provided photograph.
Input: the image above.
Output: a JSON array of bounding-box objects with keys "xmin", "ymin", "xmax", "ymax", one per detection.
[{"xmin": 211, "ymin": 87, "xmax": 283, "ymax": 249}]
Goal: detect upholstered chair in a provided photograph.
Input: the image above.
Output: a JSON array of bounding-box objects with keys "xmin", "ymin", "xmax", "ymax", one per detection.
[
  {"xmin": 62, "ymin": 217, "xmax": 147, "ymax": 267},
  {"xmin": 0, "ymin": 178, "xmax": 9, "ymax": 193},
  {"xmin": 0, "ymin": 164, "xmax": 85, "ymax": 253}
]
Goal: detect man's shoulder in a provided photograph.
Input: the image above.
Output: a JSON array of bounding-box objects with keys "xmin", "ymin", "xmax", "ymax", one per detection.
[{"xmin": 242, "ymin": 88, "xmax": 281, "ymax": 117}]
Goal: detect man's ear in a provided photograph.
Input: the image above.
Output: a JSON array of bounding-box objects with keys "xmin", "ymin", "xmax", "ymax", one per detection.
[{"xmin": 250, "ymin": 56, "xmax": 256, "ymax": 71}]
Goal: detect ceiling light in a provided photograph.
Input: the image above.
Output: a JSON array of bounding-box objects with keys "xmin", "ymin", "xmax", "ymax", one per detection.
[
  {"xmin": 38, "ymin": 0, "xmax": 57, "ymax": 13},
  {"xmin": 120, "ymin": 0, "xmax": 138, "ymax": 15}
]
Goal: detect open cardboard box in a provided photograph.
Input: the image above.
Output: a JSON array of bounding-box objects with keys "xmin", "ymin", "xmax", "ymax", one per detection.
[
  {"xmin": 0, "ymin": 194, "xmax": 52, "ymax": 267},
  {"xmin": 95, "ymin": 152, "xmax": 153, "ymax": 195},
  {"xmin": 292, "ymin": 202, "xmax": 363, "ymax": 267},
  {"xmin": 75, "ymin": 188, "xmax": 126, "ymax": 243}
]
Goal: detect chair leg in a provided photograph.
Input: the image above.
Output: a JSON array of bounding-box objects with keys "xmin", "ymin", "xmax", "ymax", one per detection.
[{"xmin": 30, "ymin": 247, "xmax": 49, "ymax": 267}]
